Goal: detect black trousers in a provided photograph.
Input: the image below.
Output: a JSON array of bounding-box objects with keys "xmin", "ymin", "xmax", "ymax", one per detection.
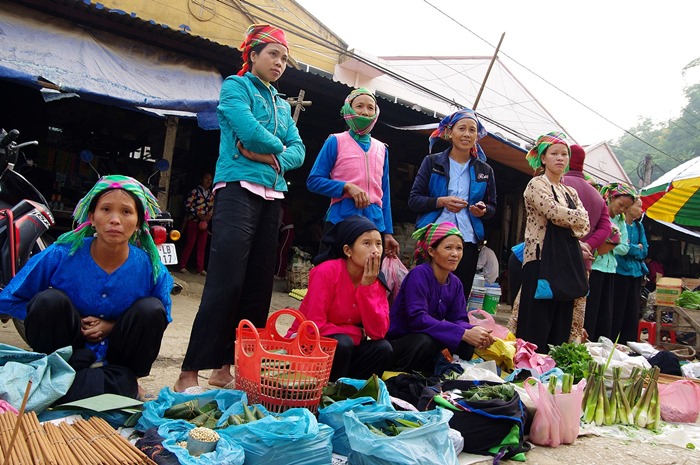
[
  {"xmin": 389, "ymin": 333, "xmax": 474, "ymax": 374},
  {"xmin": 611, "ymin": 274, "xmax": 643, "ymax": 344},
  {"xmin": 24, "ymin": 288, "xmax": 167, "ymax": 401},
  {"xmin": 507, "ymin": 252, "xmax": 523, "ymax": 306},
  {"xmin": 584, "ymin": 270, "xmax": 615, "ymax": 341},
  {"xmin": 326, "ymin": 334, "xmax": 393, "ymax": 382},
  {"xmin": 182, "ymin": 183, "xmax": 281, "ymax": 371},
  {"xmin": 516, "ymin": 261, "xmax": 574, "ymax": 352},
  {"xmin": 455, "ymin": 242, "xmax": 479, "ymax": 300}
]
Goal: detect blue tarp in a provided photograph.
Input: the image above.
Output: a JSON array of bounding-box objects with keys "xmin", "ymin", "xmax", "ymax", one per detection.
[{"xmin": 0, "ymin": 3, "xmax": 222, "ymax": 129}]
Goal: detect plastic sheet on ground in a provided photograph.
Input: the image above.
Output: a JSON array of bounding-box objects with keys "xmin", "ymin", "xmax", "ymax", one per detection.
[{"xmin": 579, "ymin": 421, "xmax": 700, "ymax": 451}]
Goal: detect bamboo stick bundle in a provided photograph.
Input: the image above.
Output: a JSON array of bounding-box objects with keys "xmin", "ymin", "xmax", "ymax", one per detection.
[
  {"xmin": 71, "ymin": 420, "xmax": 124, "ymax": 465},
  {"xmin": 86, "ymin": 418, "xmax": 155, "ymax": 465},
  {"xmin": 43, "ymin": 423, "xmax": 79, "ymax": 465},
  {"xmin": 1, "ymin": 381, "xmax": 32, "ymax": 465},
  {"xmin": 24, "ymin": 412, "xmax": 57, "ymax": 465},
  {"xmin": 1, "ymin": 411, "xmax": 34, "ymax": 465},
  {"xmin": 0, "ymin": 413, "xmax": 22, "ymax": 465},
  {"xmin": 19, "ymin": 414, "xmax": 44, "ymax": 464},
  {"xmin": 57, "ymin": 422, "xmax": 101, "ymax": 465}
]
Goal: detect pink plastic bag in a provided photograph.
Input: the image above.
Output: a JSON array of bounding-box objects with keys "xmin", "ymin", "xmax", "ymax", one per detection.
[
  {"xmin": 381, "ymin": 256, "xmax": 408, "ymax": 304},
  {"xmin": 658, "ymin": 380, "xmax": 700, "ymax": 423},
  {"xmin": 524, "ymin": 378, "xmax": 562, "ymax": 447},
  {"xmin": 468, "ymin": 309, "xmax": 510, "ymax": 340},
  {"xmin": 514, "ymin": 339, "xmax": 556, "ymax": 374},
  {"xmin": 553, "ymin": 380, "xmax": 585, "ymax": 444},
  {"xmin": 523, "ymin": 378, "xmax": 584, "ymax": 447}
]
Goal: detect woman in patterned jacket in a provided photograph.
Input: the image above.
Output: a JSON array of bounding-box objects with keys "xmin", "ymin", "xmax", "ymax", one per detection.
[{"xmin": 516, "ymin": 132, "xmax": 589, "ymax": 351}]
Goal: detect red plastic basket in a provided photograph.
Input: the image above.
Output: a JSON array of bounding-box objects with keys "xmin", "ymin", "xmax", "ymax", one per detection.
[{"xmin": 234, "ymin": 309, "xmax": 337, "ymax": 413}]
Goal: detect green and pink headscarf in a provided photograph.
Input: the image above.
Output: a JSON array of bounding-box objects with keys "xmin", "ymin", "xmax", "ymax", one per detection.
[
  {"xmin": 55, "ymin": 175, "xmax": 163, "ymax": 281},
  {"xmin": 412, "ymin": 222, "xmax": 463, "ymax": 261},
  {"xmin": 341, "ymin": 88, "xmax": 380, "ymax": 136},
  {"xmin": 525, "ymin": 131, "xmax": 571, "ymax": 171},
  {"xmin": 599, "ymin": 182, "xmax": 639, "ymax": 204}
]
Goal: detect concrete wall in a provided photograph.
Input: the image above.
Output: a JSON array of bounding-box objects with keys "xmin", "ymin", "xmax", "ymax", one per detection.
[{"xmin": 98, "ymin": 0, "xmax": 347, "ymax": 72}]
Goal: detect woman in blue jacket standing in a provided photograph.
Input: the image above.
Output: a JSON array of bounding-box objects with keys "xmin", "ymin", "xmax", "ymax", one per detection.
[
  {"xmin": 408, "ymin": 109, "xmax": 497, "ymax": 299},
  {"xmin": 175, "ymin": 24, "xmax": 305, "ymax": 393},
  {"xmin": 612, "ymin": 197, "xmax": 648, "ymax": 344}
]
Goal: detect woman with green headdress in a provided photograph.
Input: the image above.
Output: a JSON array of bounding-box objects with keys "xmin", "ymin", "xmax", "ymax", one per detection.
[
  {"xmin": 584, "ymin": 182, "xmax": 636, "ymax": 342},
  {"xmin": 517, "ymin": 132, "xmax": 589, "ymax": 351},
  {"xmin": 307, "ymin": 87, "xmax": 400, "ymax": 258},
  {"xmin": 0, "ymin": 175, "xmax": 172, "ymax": 401}
]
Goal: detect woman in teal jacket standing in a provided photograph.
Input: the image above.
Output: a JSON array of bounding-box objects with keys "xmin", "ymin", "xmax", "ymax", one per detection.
[
  {"xmin": 612, "ymin": 197, "xmax": 648, "ymax": 344},
  {"xmin": 175, "ymin": 24, "xmax": 305, "ymax": 393}
]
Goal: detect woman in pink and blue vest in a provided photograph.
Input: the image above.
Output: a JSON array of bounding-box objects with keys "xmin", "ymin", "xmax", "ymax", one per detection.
[{"xmin": 307, "ymin": 88, "xmax": 400, "ymax": 258}]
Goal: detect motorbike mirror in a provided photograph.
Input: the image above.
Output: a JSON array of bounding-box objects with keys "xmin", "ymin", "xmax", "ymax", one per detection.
[
  {"xmin": 155, "ymin": 159, "xmax": 169, "ymax": 172},
  {"xmin": 80, "ymin": 150, "xmax": 94, "ymax": 163}
]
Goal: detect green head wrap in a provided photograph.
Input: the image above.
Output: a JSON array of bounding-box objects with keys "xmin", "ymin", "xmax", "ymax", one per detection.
[{"xmin": 55, "ymin": 175, "xmax": 163, "ymax": 282}]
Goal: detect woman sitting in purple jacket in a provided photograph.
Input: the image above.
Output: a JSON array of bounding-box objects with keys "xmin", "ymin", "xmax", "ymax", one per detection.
[{"xmin": 387, "ymin": 222, "xmax": 494, "ymax": 373}]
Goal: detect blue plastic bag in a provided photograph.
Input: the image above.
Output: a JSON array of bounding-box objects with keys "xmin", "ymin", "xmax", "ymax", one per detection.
[
  {"xmin": 158, "ymin": 419, "xmax": 245, "ymax": 465},
  {"xmin": 343, "ymin": 408, "xmax": 458, "ymax": 465},
  {"xmin": 136, "ymin": 387, "xmax": 246, "ymax": 431},
  {"xmin": 318, "ymin": 377, "xmax": 394, "ymax": 456},
  {"xmin": 0, "ymin": 343, "xmax": 74, "ymax": 413},
  {"xmin": 221, "ymin": 407, "xmax": 333, "ymax": 465}
]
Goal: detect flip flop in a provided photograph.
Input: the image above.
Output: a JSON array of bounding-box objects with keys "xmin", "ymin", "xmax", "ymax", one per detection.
[
  {"xmin": 208, "ymin": 380, "xmax": 236, "ymax": 390},
  {"xmin": 175, "ymin": 385, "xmax": 205, "ymax": 395}
]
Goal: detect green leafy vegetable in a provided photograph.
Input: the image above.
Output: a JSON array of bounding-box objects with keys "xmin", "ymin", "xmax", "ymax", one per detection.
[
  {"xmin": 676, "ymin": 290, "xmax": 700, "ymax": 309},
  {"xmin": 548, "ymin": 342, "xmax": 594, "ymax": 382}
]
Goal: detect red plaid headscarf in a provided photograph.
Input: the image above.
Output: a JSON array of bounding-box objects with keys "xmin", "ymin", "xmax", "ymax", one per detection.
[{"xmin": 237, "ymin": 24, "xmax": 289, "ymax": 77}]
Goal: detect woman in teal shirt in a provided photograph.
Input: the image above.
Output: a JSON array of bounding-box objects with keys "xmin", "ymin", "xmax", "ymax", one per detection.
[
  {"xmin": 612, "ymin": 198, "xmax": 648, "ymax": 344},
  {"xmin": 584, "ymin": 183, "xmax": 637, "ymax": 341}
]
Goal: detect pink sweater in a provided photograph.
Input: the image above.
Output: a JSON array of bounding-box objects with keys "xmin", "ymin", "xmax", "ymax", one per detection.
[
  {"xmin": 288, "ymin": 258, "xmax": 389, "ymax": 345},
  {"xmin": 329, "ymin": 131, "xmax": 386, "ymax": 207}
]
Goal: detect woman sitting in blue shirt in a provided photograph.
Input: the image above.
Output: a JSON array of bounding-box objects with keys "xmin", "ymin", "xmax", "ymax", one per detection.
[{"xmin": 0, "ymin": 175, "xmax": 172, "ymax": 402}]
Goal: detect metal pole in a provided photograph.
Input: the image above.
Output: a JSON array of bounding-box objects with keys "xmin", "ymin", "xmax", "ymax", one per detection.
[{"xmin": 473, "ymin": 32, "xmax": 505, "ymax": 110}]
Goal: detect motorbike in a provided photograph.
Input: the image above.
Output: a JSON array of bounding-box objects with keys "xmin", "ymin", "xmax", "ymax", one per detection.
[{"xmin": 0, "ymin": 128, "xmax": 55, "ymax": 341}]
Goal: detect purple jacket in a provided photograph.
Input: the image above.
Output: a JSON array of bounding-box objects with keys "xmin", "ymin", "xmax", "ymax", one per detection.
[
  {"xmin": 387, "ymin": 263, "xmax": 472, "ymax": 351},
  {"xmin": 563, "ymin": 171, "xmax": 611, "ymax": 251}
]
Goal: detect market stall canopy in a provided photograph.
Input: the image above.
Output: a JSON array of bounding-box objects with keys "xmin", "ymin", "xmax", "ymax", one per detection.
[
  {"xmin": 0, "ymin": 2, "xmax": 223, "ymax": 129},
  {"xmin": 641, "ymin": 156, "xmax": 700, "ymax": 228}
]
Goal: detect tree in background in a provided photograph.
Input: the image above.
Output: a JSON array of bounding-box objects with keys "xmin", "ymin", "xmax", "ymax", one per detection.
[{"xmin": 611, "ymin": 60, "xmax": 700, "ymax": 186}]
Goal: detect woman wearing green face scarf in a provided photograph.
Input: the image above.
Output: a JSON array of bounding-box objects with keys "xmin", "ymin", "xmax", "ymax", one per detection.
[{"xmin": 307, "ymin": 88, "xmax": 400, "ymax": 259}]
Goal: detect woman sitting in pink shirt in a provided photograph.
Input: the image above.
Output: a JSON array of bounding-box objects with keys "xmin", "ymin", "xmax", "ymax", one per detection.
[{"xmin": 288, "ymin": 215, "xmax": 392, "ymax": 381}]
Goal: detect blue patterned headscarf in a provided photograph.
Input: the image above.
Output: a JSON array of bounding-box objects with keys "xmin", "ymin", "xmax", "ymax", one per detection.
[{"xmin": 429, "ymin": 108, "xmax": 487, "ymax": 160}]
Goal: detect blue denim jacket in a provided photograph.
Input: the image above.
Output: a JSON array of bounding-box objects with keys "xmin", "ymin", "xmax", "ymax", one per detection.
[{"xmin": 408, "ymin": 149, "xmax": 497, "ymax": 241}]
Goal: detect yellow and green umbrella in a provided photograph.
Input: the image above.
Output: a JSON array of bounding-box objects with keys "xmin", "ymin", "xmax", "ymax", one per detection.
[{"xmin": 641, "ymin": 157, "xmax": 700, "ymax": 228}]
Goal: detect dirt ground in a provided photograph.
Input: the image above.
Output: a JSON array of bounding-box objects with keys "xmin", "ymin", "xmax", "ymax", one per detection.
[{"xmin": 1, "ymin": 271, "xmax": 698, "ymax": 464}]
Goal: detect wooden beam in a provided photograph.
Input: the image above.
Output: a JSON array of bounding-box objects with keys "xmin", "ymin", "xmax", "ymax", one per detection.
[{"xmin": 158, "ymin": 115, "xmax": 178, "ymax": 210}]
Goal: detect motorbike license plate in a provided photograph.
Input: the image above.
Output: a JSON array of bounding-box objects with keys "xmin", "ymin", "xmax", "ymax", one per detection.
[{"xmin": 157, "ymin": 243, "xmax": 178, "ymax": 266}]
